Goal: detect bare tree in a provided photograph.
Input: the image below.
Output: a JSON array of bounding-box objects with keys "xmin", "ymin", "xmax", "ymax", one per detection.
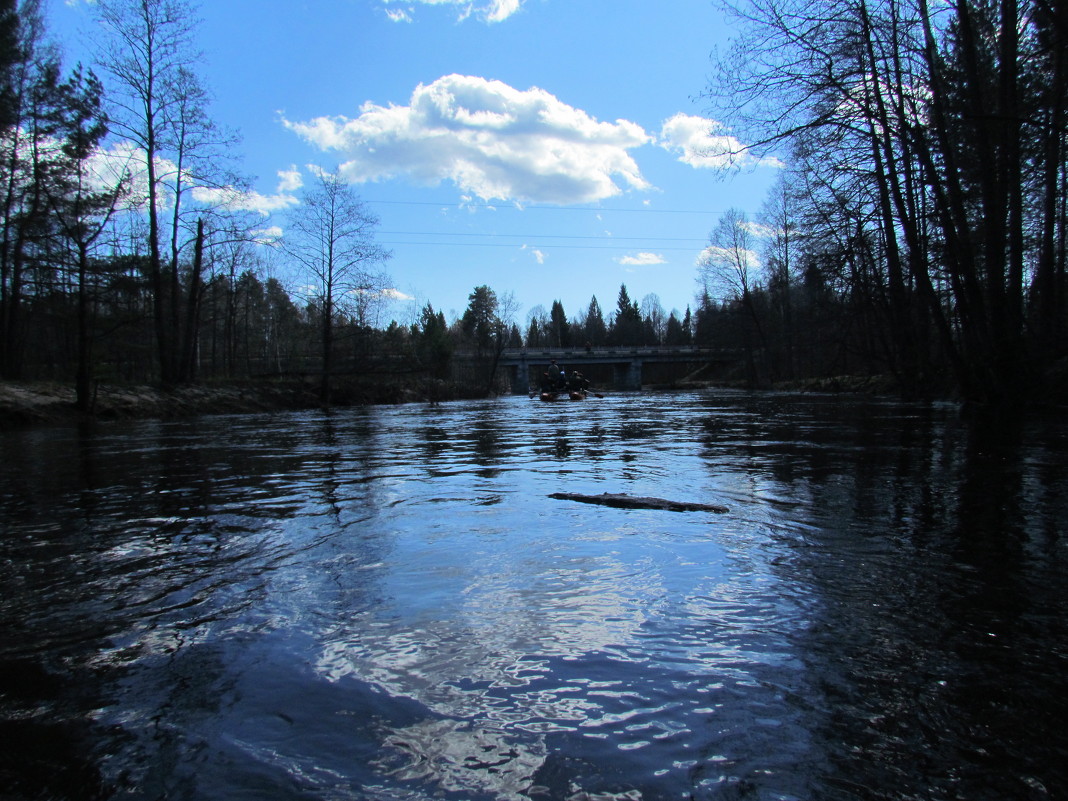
[
  {"xmin": 490, "ymin": 291, "xmax": 521, "ymax": 393},
  {"xmin": 94, "ymin": 0, "xmax": 240, "ymax": 386},
  {"xmin": 758, "ymin": 172, "xmax": 801, "ymax": 377},
  {"xmin": 699, "ymin": 209, "xmax": 760, "ymax": 304},
  {"xmin": 699, "ymin": 208, "xmax": 767, "ymax": 378},
  {"xmin": 640, "ymin": 293, "xmax": 667, "ymax": 344},
  {"xmin": 525, "ymin": 304, "xmax": 549, "ymax": 347},
  {"xmin": 283, "ymin": 169, "xmax": 390, "ymax": 404},
  {"xmin": 707, "ymin": 0, "xmax": 1068, "ymax": 412},
  {"xmin": 95, "ymin": 0, "xmax": 192, "ymax": 384}
]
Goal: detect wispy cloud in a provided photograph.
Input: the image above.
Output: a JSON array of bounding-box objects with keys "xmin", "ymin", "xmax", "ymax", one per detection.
[
  {"xmin": 617, "ymin": 252, "xmax": 666, "ymax": 266},
  {"xmin": 251, "ymin": 225, "xmax": 283, "ymax": 245},
  {"xmin": 659, "ymin": 113, "xmax": 782, "ymax": 170},
  {"xmin": 739, "ymin": 220, "xmax": 776, "ymax": 238},
  {"xmin": 696, "ymin": 244, "xmax": 762, "ymax": 268},
  {"xmin": 381, "ymin": 0, "xmax": 523, "ymax": 23},
  {"xmin": 283, "ymin": 74, "xmax": 651, "ymax": 205},
  {"xmin": 522, "ymin": 245, "xmax": 546, "ymax": 264}
]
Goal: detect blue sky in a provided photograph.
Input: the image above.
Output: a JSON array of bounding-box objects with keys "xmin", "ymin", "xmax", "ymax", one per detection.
[{"xmin": 47, "ymin": 0, "xmax": 782, "ymax": 326}]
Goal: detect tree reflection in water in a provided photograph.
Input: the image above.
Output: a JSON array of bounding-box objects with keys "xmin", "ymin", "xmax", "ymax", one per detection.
[{"xmin": 717, "ymin": 398, "xmax": 1068, "ymax": 801}]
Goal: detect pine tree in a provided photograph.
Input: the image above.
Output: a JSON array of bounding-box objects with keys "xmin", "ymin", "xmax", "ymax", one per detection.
[
  {"xmin": 0, "ymin": 0, "xmax": 19, "ymax": 131},
  {"xmin": 549, "ymin": 300, "xmax": 570, "ymax": 347},
  {"xmin": 583, "ymin": 295, "xmax": 607, "ymax": 346},
  {"xmin": 417, "ymin": 302, "xmax": 452, "ymax": 378},
  {"xmin": 461, "ymin": 285, "xmax": 499, "ymax": 357},
  {"xmin": 610, "ymin": 284, "xmax": 642, "ymax": 346}
]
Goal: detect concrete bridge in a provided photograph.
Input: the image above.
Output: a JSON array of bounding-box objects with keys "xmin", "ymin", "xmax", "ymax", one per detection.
[{"xmin": 495, "ymin": 346, "xmax": 742, "ymax": 393}]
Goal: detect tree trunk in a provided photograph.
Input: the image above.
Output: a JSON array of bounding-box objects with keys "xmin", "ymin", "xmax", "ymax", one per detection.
[
  {"xmin": 75, "ymin": 241, "xmax": 93, "ymax": 412},
  {"xmin": 2, "ymin": 234, "xmax": 26, "ymax": 379},
  {"xmin": 321, "ymin": 289, "xmax": 333, "ymax": 405},
  {"xmin": 178, "ymin": 218, "xmax": 204, "ymax": 383}
]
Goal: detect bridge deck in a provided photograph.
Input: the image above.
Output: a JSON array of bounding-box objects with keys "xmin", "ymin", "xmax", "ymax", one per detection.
[{"xmin": 496, "ymin": 346, "xmax": 737, "ymax": 365}]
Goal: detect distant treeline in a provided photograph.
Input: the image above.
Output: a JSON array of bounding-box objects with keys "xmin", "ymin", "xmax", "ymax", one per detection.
[{"xmin": 2, "ymin": 0, "xmax": 1066, "ymax": 416}]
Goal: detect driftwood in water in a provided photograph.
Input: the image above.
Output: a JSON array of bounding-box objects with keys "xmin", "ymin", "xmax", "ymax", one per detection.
[{"xmin": 549, "ymin": 492, "xmax": 728, "ymax": 514}]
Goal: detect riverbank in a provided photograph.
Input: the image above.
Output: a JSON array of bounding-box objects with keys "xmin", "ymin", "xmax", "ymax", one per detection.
[
  {"xmin": 0, "ymin": 374, "xmax": 905, "ymax": 430},
  {"xmin": 0, "ymin": 376, "xmax": 479, "ymax": 430},
  {"xmin": 0, "ymin": 381, "xmax": 320, "ymax": 429}
]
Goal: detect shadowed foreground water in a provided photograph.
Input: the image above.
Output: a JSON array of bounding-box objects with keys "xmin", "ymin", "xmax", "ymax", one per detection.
[{"xmin": 1, "ymin": 390, "xmax": 1066, "ymax": 800}]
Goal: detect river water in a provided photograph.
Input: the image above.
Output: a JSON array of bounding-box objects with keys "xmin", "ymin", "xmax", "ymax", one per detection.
[{"xmin": 1, "ymin": 390, "xmax": 1066, "ymax": 801}]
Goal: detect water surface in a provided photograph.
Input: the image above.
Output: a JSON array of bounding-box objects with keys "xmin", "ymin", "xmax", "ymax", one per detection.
[{"xmin": 2, "ymin": 390, "xmax": 1066, "ymax": 800}]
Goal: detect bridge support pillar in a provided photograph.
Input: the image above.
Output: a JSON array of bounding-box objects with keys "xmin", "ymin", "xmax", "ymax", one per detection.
[
  {"xmin": 501, "ymin": 362, "xmax": 529, "ymax": 394},
  {"xmin": 613, "ymin": 359, "xmax": 642, "ymax": 390}
]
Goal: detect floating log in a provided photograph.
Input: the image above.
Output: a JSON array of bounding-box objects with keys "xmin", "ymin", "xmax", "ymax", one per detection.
[{"xmin": 549, "ymin": 492, "xmax": 728, "ymax": 514}]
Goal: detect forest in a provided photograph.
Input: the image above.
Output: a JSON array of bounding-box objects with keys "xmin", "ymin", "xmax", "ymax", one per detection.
[{"xmin": 2, "ymin": 0, "xmax": 1066, "ymax": 416}]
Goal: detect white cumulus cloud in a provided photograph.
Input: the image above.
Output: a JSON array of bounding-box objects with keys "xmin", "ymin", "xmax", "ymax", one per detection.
[
  {"xmin": 482, "ymin": 0, "xmax": 520, "ymax": 22},
  {"xmin": 81, "ymin": 141, "xmax": 299, "ymax": 217},
  {"xmin": 381, "ymin": 0, "xmax": 523, "ymax": 23},
  {"xmin": 193, "ymin": 186, "xmax": 300, "ymax": 216},
  {"xmin": 659, "ymin": 113, "xmax": 782, "ymax": 170},
  {"xmin": 276, "ymin": 166, "xmax": 303, "ymax": 193},
  {"xmin": 283, "ymin": 74, "xmax": 652, "ymax": 204}
]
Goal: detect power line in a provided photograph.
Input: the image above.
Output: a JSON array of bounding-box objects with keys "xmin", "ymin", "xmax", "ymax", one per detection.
[
  {"xmin": 377, "ymin": 240, "xmax": 705, "ymax": 251},
  {"xmin": 367, "ymin": 200, "xmax": 723, "ymax": 251},
  {"xmin": 365, "ymin": 198, "xmax": 732, "ymax": 215},
  {"xmin": 379, "ymin": 230, "xmax": 708, "ymax": 244}
]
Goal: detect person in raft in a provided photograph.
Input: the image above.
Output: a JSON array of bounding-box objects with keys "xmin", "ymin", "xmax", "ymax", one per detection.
[
  {"xmin": 542, "ymin": 360, "xmax": 560, "ymax": 392},
  {"xmin": 556, "ymin": 365, "xmax": 568, "ymax": 389}
]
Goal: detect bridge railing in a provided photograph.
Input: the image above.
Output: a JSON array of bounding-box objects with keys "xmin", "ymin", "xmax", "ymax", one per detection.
[{"xmin": 495, "ymin": 345, "xmax": 736, "ymax": 360}]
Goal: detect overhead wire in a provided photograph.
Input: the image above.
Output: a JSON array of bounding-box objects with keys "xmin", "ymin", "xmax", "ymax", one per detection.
[
  {"xmin": 377, "ymin": 241, "xmax": 706, "ymax": 251},
  {"xmin": 378, "ymin": 231, "xmax": 705, "ymax": 242},
  {"xmin": 365, "ymin": 198, "xmax": 724, "ymax": 252},
  {"xmin": 377, "ymin": 231, "xmax": 709, "ymax": 250},
  {"xmin": 364, "ymin": 199, "xmax": 731, "ymax": 215}
]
